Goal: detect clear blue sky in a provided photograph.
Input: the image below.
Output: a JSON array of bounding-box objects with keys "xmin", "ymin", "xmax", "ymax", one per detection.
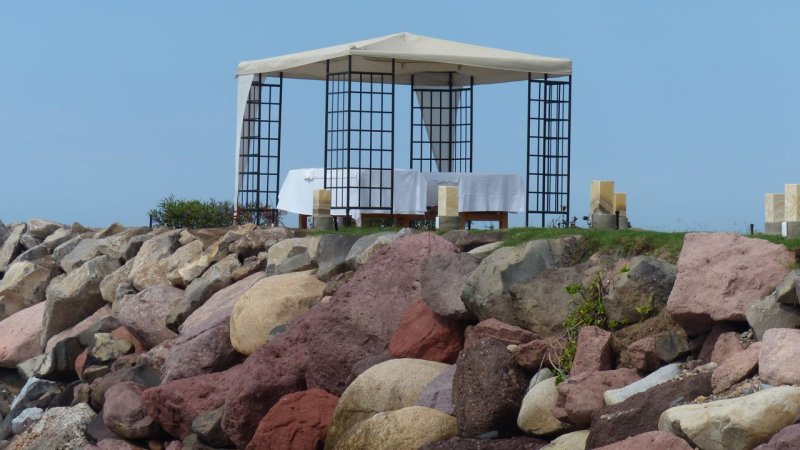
[{"xmin": 2, "ymin": 1, "xmax": 799, "ymax": 231}]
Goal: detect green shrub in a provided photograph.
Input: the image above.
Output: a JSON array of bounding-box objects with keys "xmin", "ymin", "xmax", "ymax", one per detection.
[{"xmin": 149, "ymin": 195, "xmax": 234, "ymax": 229}]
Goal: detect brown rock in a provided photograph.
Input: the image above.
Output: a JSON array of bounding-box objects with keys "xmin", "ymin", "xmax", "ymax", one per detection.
[
  {"xmin": 420, "ymin": 253, "xmax": 481, "ymax": 320},
  {"xmin": 388, "ymin": 300, "xmax": 464, "ymax": 364},
  {"xmin": 0, "ymin": 302, "xmax": 44, "ymax": 368},
  {"xmin": 759, "ymin": 328, "xmax": 800, "ymax": 386},
  {"xmin": 585, "ymin": 370, "xmax": 712, "ymax": 448},
  {"xmin": 626, "ymin": 330, "xmax": 691, "ymax": 372},
  {"xmin": 90, "ymin": 365, "xmax": 161, "ymax": 410},
  {"xmin": 754, "ymin": 423, "xmax": 800, "ymax": 450},
  {"xmin": 613, "ymin": 309, "xmax": 682, "ymax": 369},
  {"xmin": 593, "ymin": 431, "xmax": 692, "ymax": 450},
  {"xmin": 420, "ymin": 436, "xmax": 548, "ymax": 450},
  {"xmin": 111, "ymin": 327, "xmax": 146, "ymax": 354},
  {"xmin": 712, "ymin": 342, "xmax": 760, "ymax": 393},
  {"xmin": 246, "ymin": 388, "xmax": 338, "ymax": 450},
  {"xmin": 464, "ymin": 318, "xmax": 539, "ymax": 348},
  {"xmin": 570, "ymin": 326, "xmax": 612, "ymax": 376},
  {"xmin": 103, "ymin": 382, "xmax": 161, "ymax": 439},
  {"xmin": 178, "ymin": 272, "xmax": 266, "ymax": 338},
  {"xmin": 509, "ymin": 337, "xmax": 561, "ymax": 371},
  {"xmin": 161, "ymin": 323, "xmax": 242, "ymax": 383},
  {"xmin": 553, "ymin": 368, "xmax": 641, "ymax": 428},
  {"xmin": 666, "ymin": 233, "xmax": 793, "ymax": 334},
  {"xmin": 453, "ymin": 338, "xmax": 528, "ymax": 437}
]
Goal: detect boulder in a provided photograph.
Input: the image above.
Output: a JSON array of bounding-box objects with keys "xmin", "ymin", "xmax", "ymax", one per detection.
[
  {"xmin": 93, "ymin": 222, "xmax": 127, "ymax": 239},
  {"xmin": 230, "ymin": 270, "xmax": 325, "ymax": 355},
  {"xmin": 553, "ymin": 368, "xmax": 641, "ymax": 428},
  {"xmin": 593, "ymin": 431, "xmax": 692, "ymax": 450},
  {"xmin": 13, "ymin": 244, "xmax": 50, "ymax": 264},
  {"xmin": 7, "ymin": 403, "xmax": 95, "ymax": 450},
  {"xmin": 604, "ymin": 256, "xmax": 676, "ymax": 324},
  {"xmin": 345, "ymin": 232, "xmax": 397, "ymax": 269},
  {"xmin": 161, "ymin": 322, "xmax": 241, "ymax": 383},
  {"xmin": 232, "ymin": 252, "xmax": 268, "ymax": 282},
  {"xmin": 759, "ymin": 328, "xmax": 800, "ymax": 386},
  {"xmin": 613, "ymin": 309, "xmax": 683, "ymax": 369},
  {"xmin": 746, "ymin": 289, "xmax": 800, "ymax": 340},
  {"xmin": 421, "ymin": 253, "xmax": 481, "ymax": 320},
  {"xmin": 624, "ymin": 330, "xmax": 691, "ymax": 372},
  {"xmin": 229, "ymin": 226, "xmax": 293, "ymax": 260},
  {"xmin": 509, "ymin": 337, "xmax": 561, "ymax": 371},
  {"xmin": 246, "ymin": 388, "xmax": 338, "ymax": 450},
  {"xmin": 41, "ymin": 228, "xmax": 72, "ymax": 252},
  {"xmin": 162, "ymin": 240, "xmax": 205, "ymax": 280},
  {"xmin": 452, "ymin": 338, "xmax": 528, "ymax": 437},
  {"xmin": 315, "ymin": 234, "xmax": 360, "ymax": 281},
  {"xmin": 658, "ymin": 386, "xmax": 800, "ymax": 450},
  {"xmin": 464, "ymin": 318, "xmax": 538, "ymax": 348},
  {"xmin": 0, "ymin": 377, "xmax": 57, "ymax": 438},
  {"xmin": 604, "ymin": 363, "xmax": 682, "ymax": 406},
  {"xmin": 179, "ymin": 272, "xmax": 265, "ymax": 337},
  {"xmin": 570, "ymin": 326, "xmax": 613, "ymax": 376},
  {"xmin": 454, "ymin": 231, "xmax": 505, "ymax": 252},
  {"xmin": 51, "ymin": 235, "xmax": 82, "ymax": 266},
  {"xmin": 528, "ymin": 368, "xmax": 555, "ymax": 391},
  {"xmin": 42, "ymin": 255, "xmax": 120, "ymax": 343},
  {"xmin": 335, "ymin": 406, "xmax": 458, "ymax": 450},
  {"xmin": 265, "ymin": 237, "xmax": 320, "ymax": 275},
  {"xmin": 0, "ymin": 224, "xmax": 25, "ymax": 273},
  {"xmin": 697, "ymin": 322, "xmax": 743, "ymax": 364},
  {"xmin": 128, "ymin": 230, "xmax": 181, "ymax": 291},
  {"xmin": 517, "ymin": 377, "xmax": 572, "ymax": 436},
  {"xmin": 326, "ymin": 358, "xmax": 449, "ymax": 448},
  {"xmin": 173, "ymin": 229, "xmax": 246, "ymax": 287},
  {"xmin": 95, "ymin": 227, "xmax": 149, "ymax": 260},
  {"xmin": 18, "ymin": 233, "xmax": 42, "ymax": 250},
  {"xmin": 416, "ymin": 364, "xmax": 457, "ymax": 416},
  {"xmin": 469, "ymin": 242, "xmax": 503, "ymax": 258},
  {"xmin": 0, "ymin": 260, "xmax": 56, "ymax": 320},
  {"xmin": 388, "ymin": 300, "xmax": 463, "ymax": 363},
  {"xmin": 99, "ymin": 260, "xmax": 134, "ymax": 303},
  {"xmin": 754, "ymin": 423, "xmax": 800, "ymax": 450},
  {"xmin": 113, "ymin": 285, "xmax": 184, "ymax": 349},
  {"xmin": 103, "ymin": 381, "xmax": 160, "ymax": 439},
  {"xmin": 666, "ymin": 233, "xmax": 793, "ymax": 335},
  {"xmin": 11, "ymin": 407, "xmax": 43, "ymax": 435},
  {"xmin": 166, "ymin": 253, "xmax": 241, "ymax": 330},
  {"xmin": 44, "ymin": 305, "xmax": 113, "ymax": 353},
  {"xmin": 541, "ymin": 430, "xmax": 589, "ymax": 450},
  {"xmin": 90, "ymin": 365, "xmax": 161, "ymax": 410},
  {"xmin": 191, "ymin": 407, "xmax": 231, "ymax": 448},
  {"xmin": 0, "ymin": 303, "xmax": 45, "ymax": 368},
  {"xmin": 25, "ymin": 219, "xmax": 61, "ymax": 240},
  {"xmin": 87, "ymin": 333, "xmax": 134, "ymax": 365},
  {"xmin": 58, "ymin": 237, "xmax": 105, "ymax": 272},
  {"xmin": 713, "ymin": 342, "xmax": 760, "ymax": 393},
  {"xmin": 218, "ymin": 232, "xmax": 455, "ymax": 447},
  {"xmin": 771, "ymin": 270, "xmax": 800, "ymax": 305}
]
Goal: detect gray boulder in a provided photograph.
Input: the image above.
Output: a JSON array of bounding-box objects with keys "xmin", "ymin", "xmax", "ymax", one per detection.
[
  {"xmin": 604, "ymin": 256, "xmax": 676, "ymax": 324},
  {"xmin": 0, "ymin": 260, "xmax": 57, "ymax": 320},
  {"xmin": 316, "ymin": 234, "xmax": 360, "ymax": 281},
  {"xmin": 7, "ymin": 403, "xmax": 95, "ymax": 450},
  {"xmin": 746, "ymin": 290, "xmax": 800, "ymax": 340},
  {"xmin": 421, "ymin": 253, "xmax": 481, "ymax": 320},
  {"xmin": 51, "ymin": 235, "xmax": 82, "ymax": 266},
  {"xmin": 18, "ymin": 234, "xmax": 42, "ymax": 250},
  {"xmin": 416, "ymin": 364, "xmax": 456, "ymax": 416},
  {"xmin": 173, "ymin": 227, "xmax": 253, "ymax": 287},
  {"xmin": 99, "ymin": 259, "xmax": 134, "ymax": 303},
  {"xmin": 25, "ymin": 219, "xmax": 61, "ymax": 240},
  {"xmin": 11, "ymin": 407, "xmax": 42, "ymax": 435},
  {"xmin": 41, "ymin": 228, "xmax": 72, "ymax": 251},
  {"xmin": 166, "ymin": 253, "xmax": 241, "ymax": 331},
  {"xmin": 0, "ymin": 377, "xmax": 57, "ymax": 439},
  {"xmin": 58, "ymin": 238, "xmax": 104, "ymax": 273},
  {"xmin": 265, "ymin": 236, "xmax": 320, "ymax": 275},
  {"xmin": 95, "ymin": 227, "xmax": 149, "ymax": 261},
  {"xmin": 0, "ymin": 224, "xmax": 26, "ymax": 273},
  {"xmin": 13, "ymin": 244, "xmax": 51, "ymax": 264},
  {"xmin": 128, "ymin": 230, "xmax": 182, "ymax": 291},
  {"xmin": 92, "ymin": 222, "xmax": 127, "ymax": 239},
  {"xmin": 346, "ymin": 232, "xmax": 396, "ymax": 269}
]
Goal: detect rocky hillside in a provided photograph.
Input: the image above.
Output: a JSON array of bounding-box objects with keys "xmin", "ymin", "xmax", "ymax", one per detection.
[{"xmin": 0, "ymin": 219, "xmax": 798, "ymax": 449}]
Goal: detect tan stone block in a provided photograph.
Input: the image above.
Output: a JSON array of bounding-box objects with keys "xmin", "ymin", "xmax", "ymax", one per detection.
[
  {"xmin": 438, "ymin": 186, "xmax": 459, "ymax": 217},
  {"xmin": 313, "ymin": 189, "xmax": 331, "ymax": 216},
  {"xmin": 765, "ymin": 193, "xmax": 785, "ymax": 223},
  {"xmin": 590, "ymin": 181, "xmax": 614, "ymax": 215},
  {"xmin": 785, "ymin": 185, "xmax": 800, "ymax": 222},
  {"xmin": 614, "ymin": 193, "xmax": 627, "ymax": 216}
]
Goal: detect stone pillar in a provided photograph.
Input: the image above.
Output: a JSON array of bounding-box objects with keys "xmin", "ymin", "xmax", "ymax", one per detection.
[
  {"xmin": 312, "ymin": 189, "xmax": 335, "ymax": 230},
  {"xmin": 765, "ymin": 193, "xmax": 784, "ymax": 236},
  {"xmin": 614, "ymin": 193, "xmax": 630, "ymax": 229},
  {"xmin": 437, "ymin": 185, "xmax": 460, "ymax": 231},
  {"xmin": 590, "ymin": 181, "xmax": 617, "ymax": 230},
  {"xmin": 784, "ymin": 184, "xmax": 800, "ymax": 238}
]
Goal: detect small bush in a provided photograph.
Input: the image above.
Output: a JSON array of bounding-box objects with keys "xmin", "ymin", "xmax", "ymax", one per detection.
[{"xmin": 149, "ymin": 195, "xmax": 234, "ymax": 229}]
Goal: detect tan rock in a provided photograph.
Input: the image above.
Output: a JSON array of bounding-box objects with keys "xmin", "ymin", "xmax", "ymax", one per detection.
[
  {"xmin": 541, "ymin": 430, "xmax": 590, "ymax": 450},
  {"xmin": 129, "ymin": 230, "xmax": 181, "ymax": 291},
  {"xmin": 0, "ymin": 260, "xmax": 56, "ymax": 320},
  {"xmin": 517, "ymin": 377, "xmax": 572, "ymax": 436},
  {"xmin": 335, "ymin": 406, "xmax": 457, "ymax": 450}
]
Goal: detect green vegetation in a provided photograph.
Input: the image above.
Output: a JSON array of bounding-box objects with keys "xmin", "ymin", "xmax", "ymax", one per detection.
[
  {"xmin": 149, "ymin": 195, "xmax": 234, "ymax": 229},
  {"xmin": 309, "ymin": 225, "xmax": 402, "ymax": 237}
]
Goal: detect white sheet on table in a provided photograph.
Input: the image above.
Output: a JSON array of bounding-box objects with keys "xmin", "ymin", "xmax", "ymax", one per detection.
[{"xmin": 421, "ymin": 172, "xmax": 524, "ymax": 213}]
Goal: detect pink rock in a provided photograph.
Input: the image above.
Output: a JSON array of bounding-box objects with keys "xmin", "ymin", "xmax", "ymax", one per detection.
[
  {"xmin": 759, "ymin": 328, "xmax": 800, "ymax": 386},
  {"xmin": 103, "ymin": 382, "xmax": 161, "ymax": 439},
  {"xmin": 697, "ymin": 322, "xmax": 740, "ymax": 363},
  {"xmin": 161, "ymin": 323, "xmax": 241, "ymax": 383},
  {"xmin": 594, "ymin": 431, "xmax": 692, "ymax": 450},
  {"xmin": 708, "ymin": 331, "xmax": 745, "ymax": 364},
  {"xmin": 712, "ymin": 342, "xmax": 760, "ymax": 393},
  {"xmin": 179, "ymin": 272, "xmax": 266, "ymax": 338},
  {"xmin": 666, "ymin": 233, "xmax": 793, "ymax": 334},
  {"xmin": 463, "ymin": 318, "xmax": 538, "ymax": 348},
  {"xmin": 570, "ymin": 326, "xmax": 613, "ymax": 375},
  {"xmin": 388, "ymin": 300, "xmax": 464, "ymax": 363},
  {"xmin": 113, "ymin": 285, "xmax": 184, "ymax": 349},
  {"xmin": 0, "ymin": 302, "xmax": 45, "ymax": 368},
  {"xmin": 510, "ymin": 337, "xmax": 561, "ymax": 371},
  {"xmin": 553, "ymin": 368, "xmax": 641, "ymax": 427},
  {"xmin": 95, "ymin": 439, "xmax": 148, "ymax": 450}
]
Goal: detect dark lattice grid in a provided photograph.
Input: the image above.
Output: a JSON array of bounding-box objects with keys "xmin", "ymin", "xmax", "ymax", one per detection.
[
  {"xmin": 526, "ymin": 74, "xmax": 572, "ymax": 228},
  {"xmin": 237, "ymin": 73, "xmax": 282, "ymax": 225},
  {"xmin": 410, "ymin": 74, "xmax": 473, "ymax": 173},
  {"xmin": 324, "ymin": 57, "xmax": 395, "ymax": 214}
]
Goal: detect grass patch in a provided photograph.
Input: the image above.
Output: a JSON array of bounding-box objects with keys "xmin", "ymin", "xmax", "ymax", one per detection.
[{"xmin": 309, "ymin": 225, "xmax": 401, "ymax": 237}]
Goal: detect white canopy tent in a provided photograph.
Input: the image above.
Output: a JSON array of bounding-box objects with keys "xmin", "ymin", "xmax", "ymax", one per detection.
[{"xmin": 234, "ymin": 32, "xmax": 573, "ymax": 227}]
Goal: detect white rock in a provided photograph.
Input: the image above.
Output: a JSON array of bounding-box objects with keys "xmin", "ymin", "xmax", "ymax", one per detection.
[{"xmin": 604, "ymin": 362, "xmax": 682, "ymax": 406}]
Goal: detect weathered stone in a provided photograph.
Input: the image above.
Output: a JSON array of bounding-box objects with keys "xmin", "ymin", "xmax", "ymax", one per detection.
[
  {"xmin": 345, "ymin": 232, "xmax": 396, "ymax": 269},
  {"xmin": 713, "ymin": 342, "xmax": 760, "ymax": 393},
  {"xmin": 468, "ymin": 242, "xmax": 503, "ymax": 258},
  {"xmin": 161, "ymin": 322, "xmax": 241, "ymax": 383},
  {"xmin": 166, "ymin": 253, "xmax": 241, "ymax": 331},
  {"xmin": 7, "ymin": 403, "xmax": 95, "ymax": 450},
  {"xmin": 326, "ymin": 358, "xmax": 449, "ymax": 448},
  {"xmin": 93, "ymin": 222, "xmax": 127, "ymax": 239},
  {"xmin": 120, "ymin": 234, "xmax": 150, "ymax": 262},
  {"xmin": 103, "ymin": 381, "xmax": 161, "ymax": 439},
  {"xmin": 541, "ymin": 430, "xmax": 589, "ymax": 450},
  {"xmin": 625, "ymin": 330, "xmax": 691, "ymax": 372},
  {"xmin": 230, "ymin": 270, "xmax": 324, "ymax": 355},
  {"xmin": 229, "ymin": 226, "xmax": 293, "ymax": 260},
  {"xmin": 605, "ymin": 256, "xmax": 676, "ymax": 324},
  {"xmin": 453, "ymin": 338, "xmax": 528, "ymax": 437},
  {"xmin": 389, "ymin": 300, "xmax": 463, "ymax": 364},
  {"xmin": 42, "ymin": 255, "xmax": 120, "ymax": 344},
  {"xmin": 593, "ymin": 431, "xmax": 692, "ymax": 450},
  {"xmin": 553, "ymin": 368, "xmax": 641, "ymax": 428},
  {"xmin": 128, "ymin": 230, "xmax": 182, "ymax": 291},
  {"xmin": 0, "ymin": 224, "xmax": 25, "ymax": 274},
  {"xmin": 0, "ymin": 260, "xmax": 56, "ymax": 320},
  {"xmin": 697, "ymin": 322, "xmax": 742, "ymax": 364},
  {"xmin": 231, "ymin": 252, "xmax": 267, "ymax": 282},
  {"xmin": 112, "ymin": 285, "xmax": 184, "ymax": 349},
  {"xmin": 100, "ymin": 260, "xmax": 134, "ymax": 303},
  {"xmin": 509, "ymin": 337, "xmax": 561, "ymax": 372},
  {"xmin": 163, "ymin": 240, "xmax": 205, "ymax": 282},
  {"xmin": 191, "ymin": 407, "xmax": 232, "ymax": 448},
  {"xmin": 454, "ymin": 231, "xmax": 505, "ymax": 252},
  {"xmin": 18, "ymin": 233, "xmax": 42, "ymax": 250},
  {"xmin": 604, "ymin": 363, "xmax": 682, "ymax": 406},
  {"xmin": 517, "ymin": 377, "xmax": 572, "ymax": 437},
  {"xmin": 746, "ymin": 288, "xmax": 800, "ymax": 340},
  {"xmin": 464, "ymin": 318, "xmax": 538, "ymax": 348},
  {"xmin": 87, "ymin": 333, "xmax": 134, "ymax": 365},
  {"xmin": 0, "ymin": 377, "xmax": 57, "ymax": 439},
  {"xmin": 407, "ymin": 360, "xmax": 455, "ymax": 417},
  {"xmin": 41, "ymin": 228, "xmax": 72, "ymax": 251},
  {"xmin": 11, "ymin": 407, "xmax": 42, "ymax": 435},
  {"xmin": 34, "ymin": 333, "xmax": 84, "ymax": 380},
  {"xmin": 759, "ymin": 328, "xmax": 800, "ymax": 386},
  {"xmin": 25, "ymin": 219, "xmax": 61, "ymax": 240},
  {"xmin": 0, "ymin": 303, "xmax": 45, "ymax": 368},
  {"xmin": 335, "ymin": 406, "xmax": 458, "ymax": 450},
  {"xmin": 754, "ymin": 423, "xmax": 800, "ymax": 450},
  {"xmin": 246, "ymin": 388, "xmax": 337, "ymax": 450},
  {"xmin": 421, "ymin": 253, "xmax": 481, "ymax": 320},
  {"xmin": 95, "ymin": 227, "xmax": 149, "ymax": 260},
  {"xmin": 771, "ymin": 270, "xmax": 800, "ymax": 305},
  {"xmin": 528, "ymin": 368, "xmax": 554, "ymax": 391},
  {"xmin": 58, "ymin": 237, "xmax": 106, "ymax": 272},
  {"xmin": 570, "ymin": 326, "xmax": 613, "ymax": 376},
  {"xmin": 420, "ymin": 436, "xmax": 549, "ymax": 450},
  {"xmin": 265, "ymin": 237, "xmax": 319, "ymax": 275},
  {"xmin": 315, "ymin": 234, "xmax": 360, "ymax": 281},
  {"xmin": 43, "ymin": 305, "xmax": 113, "ymax": 354},
  {"xmin": 658, "ymin": 386, "xmax": 800, "ymax": 450},
  {"xmin": 666, "ymin": 233, "xmax": 793, "ymax": 334},
  {"xmin": 90, "ymin": 365, "xmax": 161, "ymax": 411},
  {"xmin": 51, "ymin": 235, "xmax": 82, "ymax": 265},
  {"xmin": 179, "ymin": 272, "xmax": 266, "ymax": 338}
]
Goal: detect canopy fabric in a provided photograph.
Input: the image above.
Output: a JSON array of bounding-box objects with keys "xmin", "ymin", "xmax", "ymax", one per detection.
[{"xmin": 236, "ymin": 32, "xmax": 571, "ymax": 85}]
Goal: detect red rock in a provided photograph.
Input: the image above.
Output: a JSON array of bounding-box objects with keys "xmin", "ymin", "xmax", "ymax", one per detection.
[
  {"xmin": 759, "ymin": 328, "xmax": 800, "ymax": 386},
  {"xmin": 553, "ymin": 368, "xmax": 640, "ymax": 428},
  {"xmin": 0, "ymin": 302, "xmax": 45, "ymax": 368},
  {"xmin": 666, "ymin": 233, "xmax": 793, "ymax": 335},
  {"xmin": 709, "ymin": 331, "xmax": 745, "ymax": 364},
  {"xmin": 245, "ymin": 388, "xmax": 339, "ymax": 450},
  {"xmin": 626, "ymin": 330, "xmax": 691, "ymax": 372},
  {"xmin": 697, "ymin": 322, "xmax": 739, "ymax": 362},
  {"xmin": 103, "ymin": 382, "xmax": 161, "ymax": 439},
  {"xmin": 464, "ymin": 318, "xmax": 538, "ymax": 348},
  {"xmin": 221, "ymin": 232, "xmax": 456, "ymax": 447},
  {"xmin": 594, "ymin": 431, "xmax": 692, "ymax": 450},
  {"xmin": 75, "ymin": 349, "xmax": 88, "ymax": 379},
  {"xmin": 570, "ymin": 326, "xmax": 612, "ymax": 375},
  {"xmin": 510, "ymin": 337, "xmax": 561, "ymax": 371},
  {"xmin": 712, "ymin": 342, "xmax": 760, "ymax": 393},
  {"xmin": 754, "ymin": 423, "xmax": 800, "ymax": 449},
  {"xmin": 388, "ymin": 300, "xmax": 464, "ymax": 363},
  {"xmin": 111, "ymin": 327, "xmax": 145, "ymax": 354}
]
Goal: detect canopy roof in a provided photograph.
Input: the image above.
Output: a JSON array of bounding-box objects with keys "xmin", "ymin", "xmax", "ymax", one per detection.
[{"xmin": 236, "ymin": 32, "xmax": 571, "ymax": 85}]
